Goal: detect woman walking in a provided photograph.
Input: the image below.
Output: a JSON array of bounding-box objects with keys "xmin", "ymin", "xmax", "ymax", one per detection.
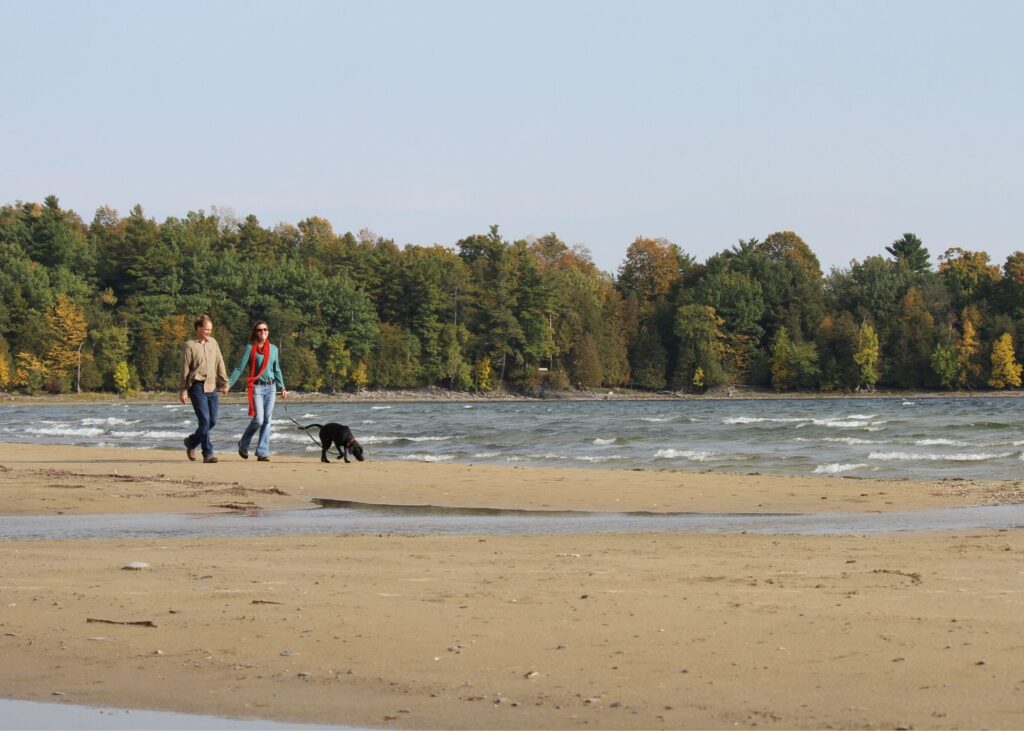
[{"xmin": 227, "ymin": 321, "xmax": 288, "ymax": 461}]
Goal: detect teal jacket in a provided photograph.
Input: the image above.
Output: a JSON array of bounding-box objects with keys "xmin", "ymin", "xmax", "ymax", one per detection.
[{"xmin": 227, "ymin": 343, "xmax": 286, "ymax": 390}]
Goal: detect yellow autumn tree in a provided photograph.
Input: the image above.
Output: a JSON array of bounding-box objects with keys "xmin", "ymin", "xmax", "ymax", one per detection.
[
  {"xmin": 474, "ymin": 357, "xmax": 495, "ymax": 392},
  {"xmin": 15, "ymin": 352, "xmax": 48, "ymax": 393},
  {"xmin": 852, "ymin": 322, "xmax": 880, "ymax": 391},
  {"xmin": 0, "ymin": 336, "xmax": 12, "ymax": 390},
  {"xmin": 988, "ymin": 333, "xmax": 1022, "ymax": 389},
  {"xmin": 45, "ymin": 293, "xmax": 89, "ymax": 393},
  {"xmin": 956, "ymin": 317, "xmax": 982, "ymax": 389},
  {"xmin": 349, "ymin": 362, "xmax": 369, "ymax": 392}
]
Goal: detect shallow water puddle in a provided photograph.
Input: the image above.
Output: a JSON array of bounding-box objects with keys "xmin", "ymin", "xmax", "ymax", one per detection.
[{"xmin": 1, "ymin": 500, "xmax": 1023, "ymax": 540}]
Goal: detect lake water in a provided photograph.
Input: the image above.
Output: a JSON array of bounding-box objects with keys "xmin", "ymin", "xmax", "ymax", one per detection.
[{"xmin": 1, "ymin": 396, "xmax": 1022, "ymax": 481}]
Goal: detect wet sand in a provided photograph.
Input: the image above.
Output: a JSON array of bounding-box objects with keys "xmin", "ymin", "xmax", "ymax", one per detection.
[{"xmin": 1, "ymin": 442, "xmax": 1023, "ymax": 729}]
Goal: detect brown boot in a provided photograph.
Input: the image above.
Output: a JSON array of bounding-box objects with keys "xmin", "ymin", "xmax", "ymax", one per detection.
[
  {"xmin": 203, "ymin": 455, "xmax": 219, "ymax": 463},
  {"xmin": 184, "ymin": 438, "xmax": 196, "ymax": 461}
]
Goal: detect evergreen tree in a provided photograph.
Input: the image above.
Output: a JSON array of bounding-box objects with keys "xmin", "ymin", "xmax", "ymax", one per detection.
[{"xmin": 885, "ymin": 233, "xmax": 931, "ymax": 277}]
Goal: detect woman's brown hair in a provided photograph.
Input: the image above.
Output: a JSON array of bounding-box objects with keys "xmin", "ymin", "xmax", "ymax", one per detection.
[{"xmin": 249, "ymin": 320, "xmax": 269, "ymax": 344}]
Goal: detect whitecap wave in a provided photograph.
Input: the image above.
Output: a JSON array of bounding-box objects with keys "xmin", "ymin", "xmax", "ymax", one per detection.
[
  {"xmin": 359, "ymin": 435, "xmax": 399, "ymax": 445},
  {"xmin": 371, "ymin": 406, "xmax": 392, "ymax": 410},
  {"xmin": 593, "ymin": 437, "xmax": 616, "ymax": 446},
  {"xmin": 813, "ymin": 463, "xmax": 868, "ymax": 474},
  {"xmin": 724, "ymin": 416, "xmax": 809, "ymax": 425},
  {"xmin": 868, "ymin": 451, "xmax": 1013, "ymax": 462},
  {"xmin": 822, "ymin": 436, "xmax": 885, "ymax": 445},
  {"xmin": 27, "ymin": 426, "xmax": 104, "ymax": 437},
  {"xmin": 654, "ymin": 448, "xmax": 719, "ymax": 462},
  {"xmin": 804, "ymin": 418, "xmax": 886, "ymax": 429},
  {"xmin": 399, "ymin": 454, "xmax": 454, "ymax": 462},
  {"xmin": 110, "ymin": 430, "xmax": 187, "ymax": 439},
  {"xmin": 641, "ymin": 417, "xmax": 672, "ymax": 423},
  {"xmin": 915, "ymin": 438, "xmax": 970, "ymax": 447},
  {"xmin": 81, "ymin": 417, "xmax": 137, "ymax": 426}
]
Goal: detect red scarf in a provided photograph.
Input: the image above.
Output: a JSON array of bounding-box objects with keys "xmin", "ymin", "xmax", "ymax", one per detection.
[{"xmin": 246, "ymin": 340, "xmax": 271, "ymax": 416}]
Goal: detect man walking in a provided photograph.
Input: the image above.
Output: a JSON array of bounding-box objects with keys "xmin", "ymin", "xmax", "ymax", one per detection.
[{"xmin": 179, "ymin": 314, "xmax": 228, "ymax": 463}]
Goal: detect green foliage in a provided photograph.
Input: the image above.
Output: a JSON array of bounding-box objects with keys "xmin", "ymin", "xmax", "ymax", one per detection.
[
  {"xmin": 931, "ymin": 343, "xmax": 959, "ymax": 390},
  {"xmin": 673, "ymin": 304, "xmax": 726, "ymax": 391},
  {"xmin": 886, "ymin": 233, "xmax": 931, "ymax": 277},
  {"xmin": 4, "ymin": 195, "xmax": 1024, "ymax": 395},
  {"xmin": 889, "ymin": 287, "xmax": 936, "ymax": 389},
  {"xmin": 770, "ymin": 327, "xmax": 820, "ymax": 391}
]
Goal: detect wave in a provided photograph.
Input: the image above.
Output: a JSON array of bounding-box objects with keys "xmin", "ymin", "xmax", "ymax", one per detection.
[
  {"xmin": 593, "ymin": 437, "xmax": 617, "ymax": 446},
  {"xmin": 654, "ymin": 448, "xmax": 719, "ymax": 462},
  {"xmin": 805, "ymin": 418, "xmax": 887, "ymax": 430},
  {"xmin": 110, "ymin": 430, "xmax": 188, "ymax": 439},
  {"xmin": 399, "ymin": 454, "xmax": 454, "ymax": 462},
  {"xmin": 813, "ymin": 463, "xmax": 868, "ymax": 474},
  {"xmin": 821, "ymin": 437, "xmax": 885, "ymax": 445},
  {"xmin": 27, "ymin": 426, "xmax": 104, "ymax": 437},
  {"xmin": 724, "ymin": 416, "xmax": 810, "ymax": 425},
  {"xmin": 915, "ymin": 438, "xmax": 971, "ymax": 447},
  {"xmin": 371, "ymin": 406, "xmax": 392, "ymax": 410},
  {"xmin": 81, "ymin": 417, "xmax": 137, "ymax": 426},
  {"xmin": 868, "ymin": 451, "xmax": 1014, "ymax": 462}
]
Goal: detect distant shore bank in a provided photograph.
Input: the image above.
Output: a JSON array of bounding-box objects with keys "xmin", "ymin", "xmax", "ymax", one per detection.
[{"xmin": 2, "ymin": 385, "xmax": 1020, "ymax": 406}]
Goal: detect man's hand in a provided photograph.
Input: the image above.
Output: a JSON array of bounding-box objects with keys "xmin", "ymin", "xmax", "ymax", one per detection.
[
  {"xmin": 281, "ymin": 388, "xmax": 289, "ymax": 399},
  {"xmin": 179, "ymin": 392, "xmax": 187, "ymax": 405}
]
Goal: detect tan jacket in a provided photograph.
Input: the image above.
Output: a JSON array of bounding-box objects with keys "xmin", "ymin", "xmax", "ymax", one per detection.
[{"xmin": 180, "ymin": 337, "xmax": 228, "ymax": 395}]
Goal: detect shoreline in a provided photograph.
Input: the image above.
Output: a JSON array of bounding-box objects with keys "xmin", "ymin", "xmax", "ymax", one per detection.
[
  {"xmin": 2, "ymin": 386, "xmax": 1022, "ymax": 407},
  {"xmin": 1, "ymin": 442, "xmax": 1021, "ymax": 517},
  {"xmin": 2, "ymin": 444, "xmax": 1023, "ymax": 729}
]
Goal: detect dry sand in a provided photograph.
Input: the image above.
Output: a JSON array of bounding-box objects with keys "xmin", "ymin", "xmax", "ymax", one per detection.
[{"xmin": 1, "ymin": 442, "xmax": 1023, "ymax": 729}]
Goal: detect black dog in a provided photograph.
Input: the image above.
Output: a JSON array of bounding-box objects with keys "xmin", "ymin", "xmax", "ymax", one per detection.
[{"xmin": 297, "ymin": 423, "xmax": 365, "ymax": 463}]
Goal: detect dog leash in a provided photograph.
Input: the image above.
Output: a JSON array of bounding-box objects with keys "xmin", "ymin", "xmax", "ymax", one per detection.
[{"xmin": 281, "ymin": 398, "xmax": 323, "ymax": 448}]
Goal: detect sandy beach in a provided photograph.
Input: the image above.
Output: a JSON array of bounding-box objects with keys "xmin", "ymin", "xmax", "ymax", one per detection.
[{"xmin": 1, "ymin": 442, "xmax": 1023, "ymax": 729}]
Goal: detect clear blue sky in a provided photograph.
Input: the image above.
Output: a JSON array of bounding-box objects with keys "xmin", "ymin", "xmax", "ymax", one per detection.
[{"xmin": 2, "ymin": 0, "xmax": 1021, "ymax": 275}]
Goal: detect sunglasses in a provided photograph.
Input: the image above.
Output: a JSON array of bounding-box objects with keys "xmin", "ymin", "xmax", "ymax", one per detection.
[{"xmin": 256, "ymin": 327, "xmax": 268, "ymax": 332}]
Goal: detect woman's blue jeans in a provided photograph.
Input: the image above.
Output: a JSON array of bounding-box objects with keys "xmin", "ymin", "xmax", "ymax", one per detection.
[
  {"xmin": 240, "ymin": 383, "xmax": 276, "ymax": 458},
  {"xmin": 187, "ymin": 381, "xmax": 219, "ymax": 458}
]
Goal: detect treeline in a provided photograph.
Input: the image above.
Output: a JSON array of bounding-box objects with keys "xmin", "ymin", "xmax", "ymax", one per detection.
[{"xmin": 1, "ymin": 195, "xmax": 1022, "ymax": 395}]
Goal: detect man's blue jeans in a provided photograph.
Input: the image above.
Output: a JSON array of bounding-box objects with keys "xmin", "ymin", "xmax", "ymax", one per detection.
[
  {"xmin": 187, "ymin": 381, "xmax": 219, "ymax": 458},
  {"xmin": 240, "ymin": 383, "xmax": 276, "ymax": 458}
]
